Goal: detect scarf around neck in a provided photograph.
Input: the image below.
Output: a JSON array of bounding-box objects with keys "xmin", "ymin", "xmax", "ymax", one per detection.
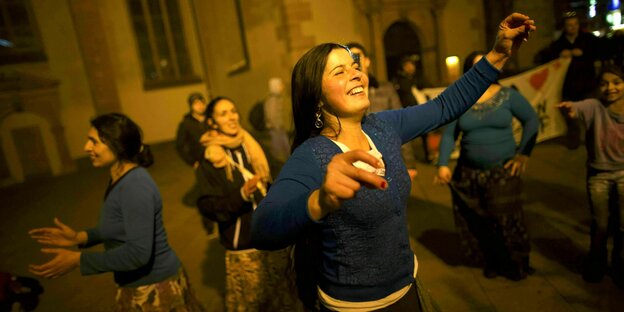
[{"xmin": 200, "ymin": 128, "xmax": 271, "ymax": 184}]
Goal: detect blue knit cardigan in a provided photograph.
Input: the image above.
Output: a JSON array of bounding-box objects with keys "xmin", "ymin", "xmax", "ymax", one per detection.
[{"xmin": 251, "ymin": 57, "xmax": 500, "ymax": 302}]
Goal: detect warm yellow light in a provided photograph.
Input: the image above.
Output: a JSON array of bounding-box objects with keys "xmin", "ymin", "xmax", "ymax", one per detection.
[
  {"xmin": 445, "ymin": 56, "xmax": 459, "ymax": 66},
  {"xmin": 445, "ymin": 56, "xmax": 460, "ymax": 83}
]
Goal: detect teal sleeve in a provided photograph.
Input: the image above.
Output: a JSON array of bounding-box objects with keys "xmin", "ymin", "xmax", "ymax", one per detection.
[
  {"xmin": 250, "ymin": 145, "xmax": 323, "ymax": 250},
  {"xmin": 509, "ymin": 89, "xmax": 539, "ymax": 156},
  {"xmin": 437, "ymin": 120, "xmax": 459, "ymax": 166},
  {"xmin": 80, "ymin": 182, "xmax": 155, "ymax": 275}
]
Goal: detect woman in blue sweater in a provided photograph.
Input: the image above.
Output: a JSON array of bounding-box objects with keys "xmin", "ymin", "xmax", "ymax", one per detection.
[
  {"xmin": 251, "ymin": 13, "xmax": 535, "ymax": 311},
  {"xmin": 29, "ymin": 113, "xmax": 202, "ymax": 311},
  {"xmin": 435, "ymin": 51, "xmax": 539, "ymax": 281}
]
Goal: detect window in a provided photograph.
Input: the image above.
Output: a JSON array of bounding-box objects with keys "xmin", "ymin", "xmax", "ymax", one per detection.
[
  {"xmin": 0, "ymin": 0, "xmax": 47, "ymax": 65},
  {"xmin": 127, "ymin": 0, "xmax": 199, "ymax": 89}
]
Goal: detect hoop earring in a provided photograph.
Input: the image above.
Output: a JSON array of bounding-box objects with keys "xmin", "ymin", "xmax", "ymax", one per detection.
[{"xmin": 314, "ymin": 105, "xmax": 323, "ymax": 129}]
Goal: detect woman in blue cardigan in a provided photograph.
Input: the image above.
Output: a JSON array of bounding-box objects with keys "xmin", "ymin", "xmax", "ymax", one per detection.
[
  {"xmin": 251, "ymin": 13, "xmax": 536, "ymax": 311},
  {"xmin": 29, "ymin": 113, "xmax": 202, "ymax": 311}
]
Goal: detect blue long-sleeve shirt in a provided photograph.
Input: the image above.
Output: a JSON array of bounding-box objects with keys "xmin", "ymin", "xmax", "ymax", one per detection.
[
  {"xmin": 438, "ymin": 87, "xmax": 539, "ymax": 169},
  {"xmin": 250, "ymin": 57, "xmax": 500, "ymax": 302},
  {"xmin": 80, "ymin": 167, "xmax": 180, "ymax": 287}
]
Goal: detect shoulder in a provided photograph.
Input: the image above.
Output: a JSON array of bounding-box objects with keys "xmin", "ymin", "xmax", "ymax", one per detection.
[
  {"xmin": 502, "ymin": 87, "xmax": 526, "ymax": 100},
  {"xmin": 122, "ymin": 168, "xmax": 158, "ymax": 192}
]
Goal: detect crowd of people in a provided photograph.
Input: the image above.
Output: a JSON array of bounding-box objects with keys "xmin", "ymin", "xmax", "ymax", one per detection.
[{"xmin": 15, "ymin": 9, "xmax": 624, "ymax": 312}]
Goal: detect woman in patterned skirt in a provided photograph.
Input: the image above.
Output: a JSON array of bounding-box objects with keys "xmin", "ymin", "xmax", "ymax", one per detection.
[
  {"xmin": 196, "ymin": 96, "xmax": 299, "ymax": 311},
  {"xmin": 435, "ymin": 51, "xmax": 539, "ymax": 281},
  {"xmin": 29, "ymin": 113, "xmax": 203, "ymax": 311}
]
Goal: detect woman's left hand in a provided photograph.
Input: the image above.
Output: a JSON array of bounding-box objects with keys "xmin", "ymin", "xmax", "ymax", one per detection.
[
  {"xmin": 29, "ymin": 248, "xmax": 80, "ymax": 279},
  {"xmin": 504, "ymin": 155, "xmax": 529, "ymax": 176},
  {"xmin": 488, "ymin": 13, "xmax": 536, "ymax": 68}
]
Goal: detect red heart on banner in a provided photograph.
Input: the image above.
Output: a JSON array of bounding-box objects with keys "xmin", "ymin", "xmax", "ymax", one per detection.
[{"xmin": 529, "ymin": 68, "xmax": 549, "ymax": 91}]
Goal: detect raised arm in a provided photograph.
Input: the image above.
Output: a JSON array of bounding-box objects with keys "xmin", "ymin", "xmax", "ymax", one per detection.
[{"xmin": 378, "ymin": 13, "xmax": 536, "ymax": 143}]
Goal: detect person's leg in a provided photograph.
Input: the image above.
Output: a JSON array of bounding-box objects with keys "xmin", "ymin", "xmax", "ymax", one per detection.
[
  {"xmin": 611, "ymin": 170, "xmax": 624, "ymax": 287},
  {"xmin": 487, "ymin": 173, "xmax": 531, "ymax": 281},
  {"xmin": 225, "ymin": 249, "xmax": 264, "ymax": 311},
  {"xmin": 584, "ymin": 171, "xmax": 612, "ymax": 282},
  {"xmin": 450, "ymin": 165, "xmax": 491, "ymax": 274}
]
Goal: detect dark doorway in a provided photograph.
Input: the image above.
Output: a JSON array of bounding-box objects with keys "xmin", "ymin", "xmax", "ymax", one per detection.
[{"xmin": 383, "ymin": 21, "xmax": 424, "ymax": 84}]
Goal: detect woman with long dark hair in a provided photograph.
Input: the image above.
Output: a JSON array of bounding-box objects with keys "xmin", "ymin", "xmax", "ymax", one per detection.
[
  {"xmin": 251, "ymin": 13, "xmax": 536, "ymax": 311},
  {"xmin": 195, "ymin": 96, "xmax": 298, "ymax": 311},
  {"xmin": 29, "ymin": 113, "xmax": 203, "ymax": 311}
]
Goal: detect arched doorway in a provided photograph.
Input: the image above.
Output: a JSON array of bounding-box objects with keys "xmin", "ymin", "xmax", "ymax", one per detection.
[{"xmin": 383, "ymin": 21, "xmax": 424, "ymax": 84}]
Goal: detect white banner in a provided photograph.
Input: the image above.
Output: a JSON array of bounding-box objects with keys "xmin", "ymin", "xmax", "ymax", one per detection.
[{"xmin": 421, "ymin": 58, "xmax": 571, "ymax": 143}]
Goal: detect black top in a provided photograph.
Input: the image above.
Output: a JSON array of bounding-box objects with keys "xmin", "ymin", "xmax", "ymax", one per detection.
[
  {"xmin": 195, "ymin": 144, "xmax": 263, "ymax": 250},
  {"xmin": 175, "ymin": 113, "xmax": 207, "ymax": 166}
]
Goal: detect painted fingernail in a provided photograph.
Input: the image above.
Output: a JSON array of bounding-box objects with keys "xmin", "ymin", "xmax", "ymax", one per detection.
[{"xmin": 380, "ymin": 181, "xmax": 387, "ymax": 189}]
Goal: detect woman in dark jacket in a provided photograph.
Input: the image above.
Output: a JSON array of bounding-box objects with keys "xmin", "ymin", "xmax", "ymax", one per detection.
[{"xmin": 196, "ymin": 96, "xmax": 298, "ymax": 311}]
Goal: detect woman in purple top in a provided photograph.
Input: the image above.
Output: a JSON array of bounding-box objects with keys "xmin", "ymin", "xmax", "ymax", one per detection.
[
  {"xmin": 28, "ymin": 113, "xmax": 203, "ymax": 311},
  {"xmin": 558, "ymin": 65, "xmax": 624, "ymax": 287}
]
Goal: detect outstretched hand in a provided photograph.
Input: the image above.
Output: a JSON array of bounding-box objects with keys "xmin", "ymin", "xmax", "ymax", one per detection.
[
  {"xmin": 557, "ymin": 101, "xmax": 578, "ymax": 119},
  {"xmin": 29, "ymin": 218, "xmax": 84, "ymax": 247},
  {"xmin": 308, "ymin": 150, "xmax": 387, "ymax": 220},
  {"xmin": 488, "ymin": 13, "xmax": 536, "ymax": 68},
  {"xmin": 29, "ymin": 248, "xmax": 80, "ymax": 279}
]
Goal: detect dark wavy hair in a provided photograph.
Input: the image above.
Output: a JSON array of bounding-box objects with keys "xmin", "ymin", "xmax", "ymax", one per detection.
[
  {"xmin": 291, "ymin": 43, "xmax": 350, "ymax": 152},
  {"xmin": 204, "ymin": 95, "xmax": 236, "ymax": 129},
  {"xmin": 90, "ymin": 113, "xmax": 153, "ymax": 167},
  {"xmin": 600, "ymin": 64, "xmax": 624, "ymax": 81}
]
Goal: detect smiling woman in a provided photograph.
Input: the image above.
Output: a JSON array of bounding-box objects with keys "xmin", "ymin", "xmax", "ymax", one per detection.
[
  {"xmin": 28, "ymin": 113, "xmax": 203, "ymax": 311},
  {"xmin": 195, "ymin": 96, "xmax": 298, "ymax": 310},
  {"xmin": 251, "ymin": 13, "xmax": 536, "ymax": 311}
]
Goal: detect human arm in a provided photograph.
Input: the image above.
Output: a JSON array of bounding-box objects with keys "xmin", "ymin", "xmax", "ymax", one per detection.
[
  {"xmin": 504, "ymin": 90, "xmax": 539, "ymax": 176},
  {"xmin": 557, "ymin": 101, "xmax": 578, "ymax": 119},
  {"xmin": 29, "ymin": 218, "xmax": 88, "ymax": 247},
  {"xmin": 306, "ymin": 150, "xmax": 387, "ymax": 220},
  {"xmin": 28, "ymin": 218, "xmax": 85, "ymax": 279},
  {"xmin": 485, "ymin": 13, "xmax": 536, "ymax": 70},
  {"xmin": 378, "ymin": 13, "xmax": 535, "ymax": 142},
  {"xmin": 195, "ymin": 161, "xmax": 254, "ymax": 222},
  {"xmin": 558, "ymin": 99, "xmax": 598, "ymax": 128},
  {"xmin": 28, "ymin": 248, "xmax": 81, "ymax": 279},
  {"xmin": 250, "ymin": 145, "xmax": 386, "ymax": 250},
  {"xmin": 510, "ymin": 89, "xmax": 539, "ymax": 155},
  {"xmin": 79, "ymin": 179, "xmax": 157, "ymax": 275},
  {"xmin": 434, "ymin": 121, "xmax": 459, "ymax": 184}
]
